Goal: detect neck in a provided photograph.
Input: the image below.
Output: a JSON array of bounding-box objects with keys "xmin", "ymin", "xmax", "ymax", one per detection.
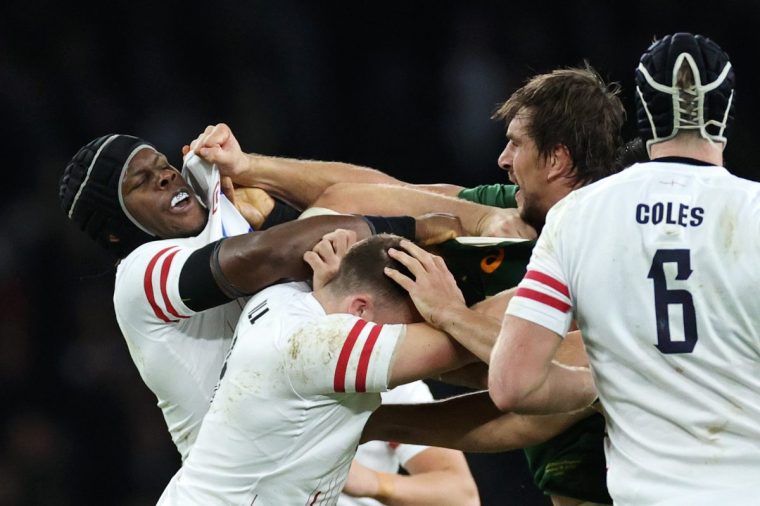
[
  {"xmin": 649, "ymin": 136, "xmax": 724, "ymax": 166},
  {"xmin": 312, "ymin": 288, "xmax": 340, "ymax": 314}
]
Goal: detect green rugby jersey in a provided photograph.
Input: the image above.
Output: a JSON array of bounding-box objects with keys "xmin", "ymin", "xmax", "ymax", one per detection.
[{"xmin": 432, "ymin": 184, "xmax": 530, "ymax": 305}]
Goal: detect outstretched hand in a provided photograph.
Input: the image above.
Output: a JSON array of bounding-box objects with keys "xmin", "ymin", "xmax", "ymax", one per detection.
[
  {"xmin": 183, "ymin": 123, "xmax": 249, "ymax": 180},
  {"xmin": 303, "ymin": 229, "xmax": 358, "ymax": 290},
  {"xmin": 385, "ymin": 239, "xmax": 466, "ymax": 327}
]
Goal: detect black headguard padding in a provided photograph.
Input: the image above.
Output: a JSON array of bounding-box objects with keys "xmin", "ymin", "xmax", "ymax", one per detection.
[
  {"xmin": 635, "ymin": 32, "xmax": 735, "ymax": 147},
  {"xmin": 59, "ymin": 134, "xmax": 156, "ymax": 258}
]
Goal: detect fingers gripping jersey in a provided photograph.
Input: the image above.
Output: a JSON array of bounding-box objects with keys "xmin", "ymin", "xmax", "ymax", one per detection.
[
  {"xmin": 506, "ymin": 160, "xmax": 760, "ymax": 505},
  {"xmin": 159, "ymin": 282, "xmax": 405, "ymax": 506},
  {"xmin": 113, "ymin": 154, "xmax": 251, "ymax": 460}
]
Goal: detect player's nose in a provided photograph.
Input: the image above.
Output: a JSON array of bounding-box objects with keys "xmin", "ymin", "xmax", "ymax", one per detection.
[
  {"xmin": 157, "ymin": 168, "xmax": 177, "ymax": 189},
  {"xmin": 497, "ymin": 146, "xmax": 512, "ymax": 171}
]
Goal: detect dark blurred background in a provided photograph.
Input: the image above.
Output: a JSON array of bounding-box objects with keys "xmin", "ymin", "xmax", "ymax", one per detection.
[{"xmin": 2, "ymin": 1, "xmax": 758, "ymax": 504}]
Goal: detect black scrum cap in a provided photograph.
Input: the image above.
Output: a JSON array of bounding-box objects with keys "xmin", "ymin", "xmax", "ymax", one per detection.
[
  {"xmin": 635, "ymin": 32, "xmax": 735, "ymax": 156},
  {"xmin": 59, "ymin": 134, "xmax": 157, "ymax": 258}
]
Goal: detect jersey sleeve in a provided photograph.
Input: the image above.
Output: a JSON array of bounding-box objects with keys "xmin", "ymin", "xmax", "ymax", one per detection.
[
  {"xmin": 285, "ymin": 314, "xmax": 406, "ymax": 397},
  {"xmin": 505, "ymin": 199, "xmax": 573, "ymax": 337},
  {"xmin": 457, "ymin": 184, "xmax": 519, "ymax": 208},
  {"xmin": 114, "ymin": 240, "xmax": 200, "ymax": 326}
]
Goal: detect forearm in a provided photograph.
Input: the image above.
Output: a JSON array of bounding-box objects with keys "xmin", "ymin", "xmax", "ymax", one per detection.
[
  {"xmin": 490, "ymin": 360, "xmax": 597, "ymax": 415},
  {"xmin": 431, "ymin": 305, "xmax": 501, "ymax": 363},
  {"xmin": 364, "ymin": 391, "xmax": 592, "ymax": 452},
  {"xmin": 235, "ymin": 155, "xmax": 403, "ymax": 209},
  {"xmin": 364, "ymin": 392, "xmax": 501, "ymax": 451},
  {"xmin": 437, "ymin": 362, "xmax": 488, "ymax": 390},
  {"xmin": 314, "ymin": 183, "xmax": 493, "ymax": 235},
  {"xmin": 408, "ymin": 183, "xmax": 465, "ymax": 197},
  {"xmin": 375, "ymin": 469, "xmax": 479, "ymax": 506},
  {"xmin": 218, "ymin": 215, "xmax": 372, "ymax": 292}
]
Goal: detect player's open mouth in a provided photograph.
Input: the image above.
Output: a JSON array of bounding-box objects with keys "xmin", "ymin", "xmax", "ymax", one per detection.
[{"xmin": 170, "ymin": 190, "xmax": 191, "ymax": 209}]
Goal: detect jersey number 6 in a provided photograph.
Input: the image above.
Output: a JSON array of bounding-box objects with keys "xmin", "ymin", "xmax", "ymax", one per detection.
[{"xmin": 647, "ymin": 249, "xmax": 698, "ymax": 354}]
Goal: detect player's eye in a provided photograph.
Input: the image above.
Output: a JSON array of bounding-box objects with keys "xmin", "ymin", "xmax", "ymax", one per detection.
[{"xmin": 130, "ymin": 173, "xmax": 148, "ymax": 191}]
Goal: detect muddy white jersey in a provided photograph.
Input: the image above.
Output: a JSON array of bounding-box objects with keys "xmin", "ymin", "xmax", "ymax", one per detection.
[
  {"xmin": 506, "ymin": 159, "xmax": 760, "ymax": 505},
  {"xmin": 159, "ymin": 281, "xmax": 406, "ymax": 506},
  {"xmin": 114, "ymin": 154, "xmax": 251, "ymax": 460},
  {"xmin": 337, "ymin": 381, "xmax": 433, "ymax": 506}
]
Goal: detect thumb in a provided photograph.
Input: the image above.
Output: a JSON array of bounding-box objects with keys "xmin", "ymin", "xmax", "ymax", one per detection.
[{"xmin": 220, "ymin": 177, "xmax": 235, "ymax": 202}]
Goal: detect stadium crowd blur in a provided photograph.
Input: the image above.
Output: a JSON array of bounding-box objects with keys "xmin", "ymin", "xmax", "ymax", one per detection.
[{"xmin": 1, "ymin": 1, "xmax": 758, "ymax": 504}]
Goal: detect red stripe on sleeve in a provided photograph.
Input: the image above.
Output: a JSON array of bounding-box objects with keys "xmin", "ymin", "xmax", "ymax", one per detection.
[
  {"xmin": 160, "ymin": 250, "xmax": 190, "ymax": 319},
  {"xmin": 355, "ymin": 324, "xmax": 383, "ymax": 393},
  {"xmin": 333, "ymin": 319, "xmax": 368, "ymax": 392},
  {"xmin": 515, "ymin": 287, "xmax": 572, "ymax": 313},
  {"xmin": 144, "ymin": 247, "xmax": 177, "ymax": 323},
  {"xmin": 524, "ymin": 270, "xmax": 570, "ymax": 298}
]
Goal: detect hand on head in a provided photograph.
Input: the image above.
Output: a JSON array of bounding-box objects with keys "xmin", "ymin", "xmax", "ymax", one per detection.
[
  {"xmin": 304, "ymin": 229, "xmax": 359, "ymax": 290},
  {"xmin": 385, "ymin": 239, "xmax": 466, "ymax": 327}
]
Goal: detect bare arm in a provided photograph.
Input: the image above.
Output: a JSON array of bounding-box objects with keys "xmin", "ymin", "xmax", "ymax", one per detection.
[
  {"xmin": 343, "ymin": 448, "xmax": 479, "ymax": 506},
  {"xmin": 315, "ymin": 182, "xmax": 536, "ymax": 238},
  {"xmin": 187, "ymin": 124, "xmax": 535, "ymax": 238},
  {"xmin": 408, "ymin": 183, "xmax": 466, "ymax": 197},
  {"xmin": 488, "ymin": 315, "xmax": 596, "ymax": 414},
  {"xmin": 187, "ymin": 123, "xmax": 402, "ymax": 209},
  {"xmin": 217, "ymin": 215, "xmax": 372, "ymax": 293},
  {"xmin": 388, "ymin": 323, "xmax": 478, "ymax": 388},
  {"xmin": 437, "ymin": 362, "xmax": 488, "ymax": 390},
  {"xmin": 363, "ymin": 391, "xmax": 594, "ymax": 452},
  {"xmin": 240, "ymin": 155, "xmax": 400, "ymax": 210}
]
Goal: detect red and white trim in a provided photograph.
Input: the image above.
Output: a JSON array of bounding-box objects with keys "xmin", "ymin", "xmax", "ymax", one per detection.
[
  {"xmin": 333, "ymin": 319, "xmax": 384, "ymax": 393},
  {"xmin": 515, "ymin": 269, "xmax": 572, "ymax": 314},
  {"xmin": 143, "ymin": 246, "xmax": 191, "ymax": 323}
]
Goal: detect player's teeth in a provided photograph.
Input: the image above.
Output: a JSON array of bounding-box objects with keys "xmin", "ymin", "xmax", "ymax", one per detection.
[{"xmin": 171, "ymin": 191, "xmax": 189, "ymax": 208}]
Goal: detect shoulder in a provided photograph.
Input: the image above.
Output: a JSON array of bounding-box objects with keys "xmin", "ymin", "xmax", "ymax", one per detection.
[
  {"xmin": 547, "ymin": 169, "xmax": 637, "ymax": 227},
  {"xmin": 290, "ymin": 312, "xmax": 359, "ymax": 337},
  {"xmin": 286, "ymin": 314, "xmax": 392, "ymax": 355},
  {"xmin": 241, "ymin": 281, "xmax": 314, "ymax": 318},
  {"xmin": 116, "ymin": 238, "xmax": 197, "ymax": 278},
  {"xmin": 114, "ymin": 237, "xmax": 200, "ymax": 320}
]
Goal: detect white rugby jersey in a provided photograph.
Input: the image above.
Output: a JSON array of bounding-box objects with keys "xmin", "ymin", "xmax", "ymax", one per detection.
[
  {"xmin": 337, "ymin": 381, "xmax": 433, "ymax": 506},
  {"xmin": 158, "ymin": 281, "xmax": 406, "ymax": 506},
  {"xmin": 506, "ymin": 158, "xmax": 760, "ymax": 505},
  {"xmin": 114, "ymin": 153, "xmax": 251, "ymax": 460}
]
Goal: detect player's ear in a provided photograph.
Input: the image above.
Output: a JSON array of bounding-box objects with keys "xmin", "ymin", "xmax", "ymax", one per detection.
[
  {"xmin": 347, "ymin": 295, "xmax": 373, "ymax": 320},
  {"xmin": 546, "ymin": 144, "xmax": 574, "ymax": 182}
]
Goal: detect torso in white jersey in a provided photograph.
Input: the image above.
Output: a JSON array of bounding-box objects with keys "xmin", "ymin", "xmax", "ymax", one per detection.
[
  {"xmin": 113, "ymin": 153, "xmax": 252, "ymax": 460},
  {"xmin": 507, "ymin": 158, "xmax": 760, "ymax": 505},
  {"xmin": 159, "ymin": 281, "xmax": 406, "ymax": 506}
]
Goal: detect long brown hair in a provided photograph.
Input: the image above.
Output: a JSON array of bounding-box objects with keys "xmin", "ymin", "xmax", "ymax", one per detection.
[{"xmin": 493, "ymin": 65, "xmax": 625, "ymax": 186}]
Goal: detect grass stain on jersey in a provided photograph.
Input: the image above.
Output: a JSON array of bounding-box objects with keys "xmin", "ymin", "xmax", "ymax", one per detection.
[{"xmin": 719, "ymin": 206, "xmax": 738, "ymax": 258}]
